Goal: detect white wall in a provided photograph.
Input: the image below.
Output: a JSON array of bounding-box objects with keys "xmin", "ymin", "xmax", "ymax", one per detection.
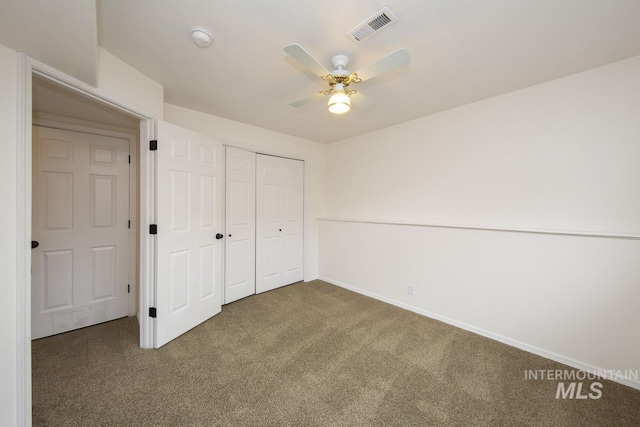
[
  {"xmin": 164, "ymin": 103, "xmax": 326, "ymax": 280},
  {"xmin": 97, "ymin": 47, "xmax": 164, "ymax": 119},
  {"xmin": 320, "ymin": 55, "xmax": 640, "ymax": 386},
  {"xmin": 326, "ymin": 56, "xmax": 640, "ymax": 234},
  {"xmin": 0, "ymin": 42, "xmax": 18, "ymax": 427},
  {"xmin": 0, "ymin": 0, "xmax": 98, "ymax": 86}
]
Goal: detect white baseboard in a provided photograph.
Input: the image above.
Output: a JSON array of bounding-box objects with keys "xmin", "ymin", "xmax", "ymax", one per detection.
[
  {"xmin": 318, "ymin": 275, "xmax": 640, "ymax": 391},
  {"xmin": 304, "ymin": 274, "xmax": 319, "ymax": 282}
]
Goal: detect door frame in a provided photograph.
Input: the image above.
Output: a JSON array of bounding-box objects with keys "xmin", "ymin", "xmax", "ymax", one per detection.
[
  {"xmin": 32, "ymin": 114, "xmax": 139, "ymax": 318},
  {"xmin": 16, "ymin": 54, "xmax": 157, "ymax": 426}
]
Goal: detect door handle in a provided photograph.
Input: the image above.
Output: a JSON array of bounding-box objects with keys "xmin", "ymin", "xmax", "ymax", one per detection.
[
  {"xmin": 31, "ymin": 240, "xmax": 39, "ymax": 249},
  {"xmin": 216, "ymin": 233, "xmax": 224, "ymax": 240}
]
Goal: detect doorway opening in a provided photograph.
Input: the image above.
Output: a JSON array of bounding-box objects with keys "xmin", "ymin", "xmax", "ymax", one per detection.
[
  {"xmin": 223, "ymin": 149, "xmax": 305, "ymax": 305},
  {"xmin": 31, "ymin": 75, "xmax": 141, "ymax": 340},
  {"xmin": 17, "ymin": 55, "xmax": 157, "ymax": 426}
]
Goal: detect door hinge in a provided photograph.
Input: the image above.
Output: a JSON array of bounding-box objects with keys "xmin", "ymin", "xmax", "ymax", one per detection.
[
  {"xmin": 128, "ymin": 220, "xmax": 131, "ymax": 229},
  {"xmin": 128, "ymin": 155, "xmax": 131, "ymax": 164},
  {"xmin": 149, "ymin": 307, "xmax": 157, "ymax": 318},
  {"xmin": 150, "ymin": 140, "xmax": 158, "ymax": 151},
  {"xmin": 149, "ymin": 224, "xmax": 157, "ymax": 234},
  {"xmin": 127, "ymin": 284, "xmax": 130, "ymax": 294}
]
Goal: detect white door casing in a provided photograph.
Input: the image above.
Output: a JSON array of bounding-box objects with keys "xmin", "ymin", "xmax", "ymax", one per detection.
[
  {"xmin": 224, "ymin": 147, "xmax": 256, "ymax": 304},
  {"xmin": 155, "ymin": 121, "xmax": 224, "ymax": 348},
  {"xmin": 256, "ymin": 154, "xmax": 304, "ymax": 293},
  {"xmin": 31, "ymin": 126, "xmax": 130, "ymax": 339}
]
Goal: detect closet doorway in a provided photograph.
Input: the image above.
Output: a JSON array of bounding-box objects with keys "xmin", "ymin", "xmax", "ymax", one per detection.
[{"xmin": 224, "ymin": 151, "xmax": 304, "ymax": 303}]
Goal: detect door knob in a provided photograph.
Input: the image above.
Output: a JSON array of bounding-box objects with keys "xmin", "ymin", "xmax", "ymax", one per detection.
[
  {"xmin": 216, "ymin": 233, "xmax": 224, "ymax": 239},
  {"xmin": 31, "ymin": 241, "xmax": 39, "ymax": 249},
  {"xmin": 279, "ymin": 229, "xmax": 282, "ymax": 232},
  {"xmin": 228, "ymin": 234, "xmax": 232, "ymax": 237}
]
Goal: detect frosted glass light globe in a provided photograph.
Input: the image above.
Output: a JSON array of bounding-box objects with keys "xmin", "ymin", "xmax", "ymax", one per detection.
[{"xmin": 328, "ymin": 91, "xmax": 351, "ymax": 114}]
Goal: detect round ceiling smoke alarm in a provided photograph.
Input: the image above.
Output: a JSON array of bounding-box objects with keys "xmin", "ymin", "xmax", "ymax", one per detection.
[{"xmin": 191, "ymin": 27, "xmax": 213, "ymax": 48}]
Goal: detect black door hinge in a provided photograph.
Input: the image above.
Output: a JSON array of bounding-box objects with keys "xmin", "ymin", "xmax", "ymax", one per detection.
[
  {"xmin": 150, "ymin": 140, "xmax": 158, "ymax": 151},
  {"xmin": 128, "ymin": 220, "xmax": 131, "ymax": 229},
  {"xmin": 149, "ymin": 307, "xmax": 157, "ymax": 318},
  {"xmin": 128, "ymin": 155, "xmax": 131, "ymax": 164},
  {"xmin": 149, "ymin": 224, "xmax": 157, "ymax": 234},
  {"xmin": 127, "ymin": 284, "xmax": 130, "ymax": 294}
]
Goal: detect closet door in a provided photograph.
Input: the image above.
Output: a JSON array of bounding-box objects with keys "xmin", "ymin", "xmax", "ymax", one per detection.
[
  {"xmin": 224, "ymin": 147, "xmax": 256, "ymax": 304},
  {"xmin": 256, "ymin": 155, "xmax": 283, "ymax": 292},
  {"xmin": 280, "ymin": 158, "xmax": 304, "ymax": 286},
  {"xmin": 256, "ymin": 154, "xmax": 303, "ymax": 293}
]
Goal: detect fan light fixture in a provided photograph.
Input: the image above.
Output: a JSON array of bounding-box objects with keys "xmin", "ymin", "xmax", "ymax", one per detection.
[
  {"xmin": 284, "ymin": 43, "xmax": 411, "ymax": 114},
  {"xmin": 328, "ymin": 84, "xmax": 351, "ymax": 114}
]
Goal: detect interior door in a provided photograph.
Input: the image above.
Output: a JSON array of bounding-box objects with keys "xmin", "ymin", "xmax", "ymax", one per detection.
[
  {"xmin": 280, "ymin": 158, "xmax": 304, "ymax": 286},
  {"xmin": 155, "ymin": 121, "xmax": 224, "ymax": 347},
  {"xmin": 224, "ymin": 147, "xmax": 256, "ymax": 304},
  {"xmin": 256, "ymin": 154, "xmax": 304, "ymax": 293},
  {"xmin": 31, "ymin": 126, "xmax": 130, "ymax": 339},
  {"xmin": 256, "ymin": 155, "xmax": 283, "ymax": 292}
]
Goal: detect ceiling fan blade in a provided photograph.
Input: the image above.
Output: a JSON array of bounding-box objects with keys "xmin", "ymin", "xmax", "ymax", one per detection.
[
  {"xmin": 290, "ymin": 92, "xmax": 325, "ymax": 108},
  {"xmin": 351, "ymin": 92, "xmax": 377, "ymax": 112},
  {"xmin": 354, "ymin": 48, "xmax": 411, "ymax": 82},
  {"xmin": 284, "ymin": 43, "xmax": 330, "ymax": 77}
]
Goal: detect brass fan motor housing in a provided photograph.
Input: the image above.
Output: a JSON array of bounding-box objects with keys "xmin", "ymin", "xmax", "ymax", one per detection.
[{"xmin": 319, "ymin": 73, "xmax": 362, "ymax": 96}]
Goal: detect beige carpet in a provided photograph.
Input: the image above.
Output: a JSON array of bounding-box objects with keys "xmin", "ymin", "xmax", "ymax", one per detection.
[{"xmin": 32, "ymin": 280, "xmax": 639, "ymax": 426}]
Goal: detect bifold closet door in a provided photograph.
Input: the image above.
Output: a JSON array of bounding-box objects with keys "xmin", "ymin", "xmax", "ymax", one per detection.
[
  {"xmin": 224, "ymin": 147, "xmax": 256, "ymax": 304},
  {"xmin": 256, "ymin": 154, "xmax": 304, "ymax": 293}
]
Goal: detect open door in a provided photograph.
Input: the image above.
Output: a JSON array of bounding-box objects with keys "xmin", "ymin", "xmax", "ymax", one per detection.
[{"xmin": 155, "ymin": 121, "xmax": 224, "ymax": 347}]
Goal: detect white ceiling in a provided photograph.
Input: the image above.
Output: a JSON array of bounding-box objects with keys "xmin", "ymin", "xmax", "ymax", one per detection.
[
  {"xmin": 97, "ymin": 0, "xmax": 640, "ymax": 143},
  {"xmin": 0, "ymin": 0, "xmax": 98, "ymax": 86},
  {"xmin": 10, "ymin": 1, "xmax": 640, "ymax": 144},
  {"xmin": 32, "ymin": 76, "xmax": 140, "ymax": 129}
]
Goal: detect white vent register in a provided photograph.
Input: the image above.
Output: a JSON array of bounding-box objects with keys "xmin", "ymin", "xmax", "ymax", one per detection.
[{"xmin": 347, "ymin": 6, "xmax": 399, "ymax": 44}]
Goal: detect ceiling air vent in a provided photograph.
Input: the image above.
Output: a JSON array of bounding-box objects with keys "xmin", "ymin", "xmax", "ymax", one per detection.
[{"xmin": 346, "ymin": 7, "xmax": 399, "ymax": 44}]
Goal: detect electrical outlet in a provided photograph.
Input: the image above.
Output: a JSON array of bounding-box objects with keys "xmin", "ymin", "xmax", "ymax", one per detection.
[{"xmin": 408, "ymin": 284, "xmax": 415, "ymax": 296}]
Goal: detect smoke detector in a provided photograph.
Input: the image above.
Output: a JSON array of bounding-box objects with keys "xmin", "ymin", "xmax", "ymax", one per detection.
[{"xmin": 191, "ymin": 27, "xmax": 213, "ymax": 48}]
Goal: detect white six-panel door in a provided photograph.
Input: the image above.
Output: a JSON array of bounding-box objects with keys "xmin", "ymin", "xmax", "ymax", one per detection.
[
  {"xmin": 31, "ymin": 126, "xmax": 130, "ymax": 339},
  {"xmin": 280, "ymin": 157, "xmax": 304, "ymax": 286},
  {"xmin": 155, "ymin": 121, "xmax": 224, "ymax": 347},
  {"xmin": 256, "ymin": 154, "xmax": 304, "ymax": 293},
  {"xmin": 224, "ymin": 147, "xmax": 256, "ymax": 304}
]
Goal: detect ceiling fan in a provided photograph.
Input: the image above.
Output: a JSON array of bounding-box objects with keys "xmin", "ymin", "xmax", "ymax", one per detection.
[{"xmin": 284, "ymin": 43, "xmax": 411, "ymax": 114}]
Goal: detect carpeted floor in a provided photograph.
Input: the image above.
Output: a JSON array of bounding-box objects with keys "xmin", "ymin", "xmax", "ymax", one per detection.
[{"xmin": 32, "ymin": 280, "xmax": 639, "ymax": 426}]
